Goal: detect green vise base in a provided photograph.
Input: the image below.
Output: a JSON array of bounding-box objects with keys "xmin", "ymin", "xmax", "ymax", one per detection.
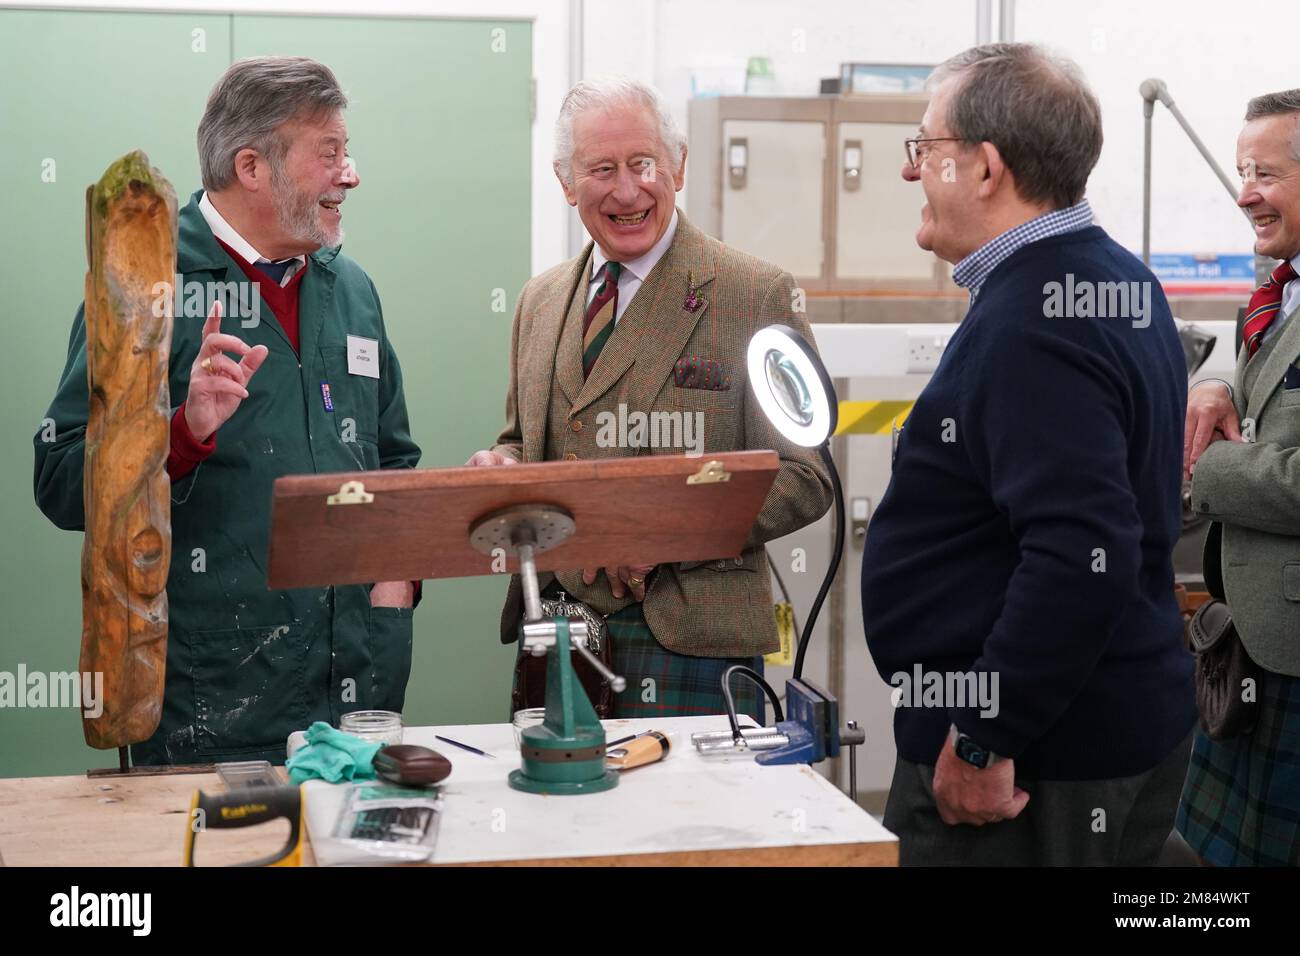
[{"xmin": 509, "ymin": 616, "xmax": 617, "ymax": 795}]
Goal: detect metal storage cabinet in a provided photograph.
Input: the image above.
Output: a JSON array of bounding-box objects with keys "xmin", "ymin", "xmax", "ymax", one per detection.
[
  {"xmin": 689, "ymin": 95, "xmax": 958, "ymax": 318},
  {"xmin": 720, "ymin": 117, "xmax": 828, "ymax": 280},
  {"xmin": 833, "ymin": 110, "xmax": 940, "ymax": 284},
  {"xmin": 689, "ymin": 98, "xmax": 832, "ymax": 287}
]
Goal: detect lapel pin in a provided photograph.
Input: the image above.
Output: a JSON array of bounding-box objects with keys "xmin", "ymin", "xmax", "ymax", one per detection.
[{"xmin": 684, "ymin": 270, "xmax": 702, "ymax": 313}]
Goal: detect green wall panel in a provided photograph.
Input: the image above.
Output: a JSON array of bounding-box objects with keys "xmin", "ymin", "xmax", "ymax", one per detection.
[{"xmin": 0, "ymin": 10, "xmax": 531, "ymax": 777}]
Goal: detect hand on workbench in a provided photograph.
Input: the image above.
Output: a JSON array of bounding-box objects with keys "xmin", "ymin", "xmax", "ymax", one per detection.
[
  {"xmin": 931, "ymin": 741, "xmax": 1028, "ymax": 827},
  {"xmin": 184, "ymin": 300, "xmax": 269, "ymax": 442},
  {"xmin": 370, "ymin": 580, "xmax": 414, "ymax": 608},
  {"xmin": 1184, "ymin": 381, "xmax": 1240, "ymax": 479},
  {"xmin": 582, "ymin": 564, "xmax": 655, "ymax": 602}
]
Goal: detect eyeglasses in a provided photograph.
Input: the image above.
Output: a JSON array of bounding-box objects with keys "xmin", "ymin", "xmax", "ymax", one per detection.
[{"xmin": 904, "ymin": 136, "xmax": 963, "ymax": 169}]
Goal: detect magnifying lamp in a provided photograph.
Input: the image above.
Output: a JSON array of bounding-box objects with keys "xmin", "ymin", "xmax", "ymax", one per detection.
[
  {"xmin": 695, "ymin": 325, "xmax": 863, "ymax": 788},
  {"xmin": 745, "ymin": 324, "xmax": 845, "ymax": 679}
]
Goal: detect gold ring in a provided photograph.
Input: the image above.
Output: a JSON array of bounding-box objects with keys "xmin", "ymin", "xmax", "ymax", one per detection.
[
  {"xmin": 628, "ymin": 576, "xmax": 644, "ymax": 586},
  {"xmin": 200, "ymin": 356, "xmax": 215, "ymax": 373}
]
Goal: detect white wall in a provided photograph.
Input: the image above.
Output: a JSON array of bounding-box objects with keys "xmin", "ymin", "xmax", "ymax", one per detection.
[
  {"xmin": 1016, "ymin": 0, "xmax": 1300, "ymax": 257},
  {"xmin": 35, "ymin": 1, "xmax": 1277, "ymax": 268},
  {"xmin": 585, "ymin": 0, "xmax": 1300, "ymax": 259}
]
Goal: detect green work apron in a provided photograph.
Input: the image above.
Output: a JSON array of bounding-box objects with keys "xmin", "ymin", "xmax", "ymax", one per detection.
[{"xmin": 34, "ymin": 191, "xmax": 422, "ymax": 765}]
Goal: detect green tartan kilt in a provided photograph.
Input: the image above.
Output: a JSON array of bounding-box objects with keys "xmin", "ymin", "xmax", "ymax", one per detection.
[
  {"xmin": 1175, "ymin": 668, "xmax": 1300, "ymax": 866},
  {"xmin": 605, "ymin": 602, "xmax": 766, "ymax": 724}
]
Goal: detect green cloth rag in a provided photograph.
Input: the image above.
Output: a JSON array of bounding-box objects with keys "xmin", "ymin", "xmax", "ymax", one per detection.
[{"xmin": 286, "ymin": 721, "xmax": 383, "ymax": 784}]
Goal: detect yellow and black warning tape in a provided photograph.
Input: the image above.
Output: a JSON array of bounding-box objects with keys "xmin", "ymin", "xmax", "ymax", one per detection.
[{"xmin": 834, "ymin": 400, "xmax": 915, "ymax": 436}]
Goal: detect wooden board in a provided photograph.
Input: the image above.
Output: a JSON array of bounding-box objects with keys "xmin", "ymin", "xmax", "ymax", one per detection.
[
  {"xmin": 0, "ymin": 768, "xmax": 315, "ymax": 868},
  {"xmin": 267, "ymin": 451, "xmax": 778, "ymax": 589}
]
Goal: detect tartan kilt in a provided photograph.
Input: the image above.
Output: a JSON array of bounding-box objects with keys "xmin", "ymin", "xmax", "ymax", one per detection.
[
  {"xmin": 1176, "ymin": 668, "xmax": 1300, "ymax": 866},
  {"xmin": 606, "ymin": 602, "xmax": 766, "ymax": 725}
]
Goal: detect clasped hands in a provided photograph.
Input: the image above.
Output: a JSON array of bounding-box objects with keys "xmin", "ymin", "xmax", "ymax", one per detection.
[{"xmin": 1184, "ymin": 381, "xmax": 1243, "ymax": 479}]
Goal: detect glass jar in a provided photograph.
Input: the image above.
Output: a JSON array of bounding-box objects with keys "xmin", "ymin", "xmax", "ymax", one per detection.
[
  {"xmin": 512, "ymin": 707, "xmax": 546, "ymax": 749},
  {"xmin": 339, "ymin": 710, "xmax": 403, "ymax": 747}
]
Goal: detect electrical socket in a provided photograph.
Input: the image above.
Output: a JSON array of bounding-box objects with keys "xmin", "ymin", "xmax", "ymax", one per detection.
[{"xmin": 906, "ymin": 331, "xmax": 951, "ymax": 374}]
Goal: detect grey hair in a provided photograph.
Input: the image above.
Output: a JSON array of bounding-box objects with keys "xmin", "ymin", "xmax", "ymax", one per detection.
[
  {"xmin": 553, "ymin": 75, "xmax": 686, "ymax": 184},
  {"xmin": 1245, "ymin": 89, "xmax": 1300, "ymax": 161},
  {"xmin": 928, "ymin": 43, "xmax": 1102, "ymax": 210},
  {"xmin": 198, "ymin": 56, "xmax": 348, "ymax": 191}
]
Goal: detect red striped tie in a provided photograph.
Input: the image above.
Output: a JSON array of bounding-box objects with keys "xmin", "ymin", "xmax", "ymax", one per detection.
[
  {"xmin": 1242, "ymin": 260, "xmax": 1298, "ymax": 358},
  {"xmin": 583, "ymin": 261, "xmax": 622, "ymax": 377}
]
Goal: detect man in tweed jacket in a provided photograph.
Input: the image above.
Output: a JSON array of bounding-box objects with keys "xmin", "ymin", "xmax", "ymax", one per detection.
[
  {"xmin": 1180, "ymin": 88, "xmax": 1300, "ymax": 866},
  {"xmin": 467, "ymin": 76, "xmax": 832, "ymax": 720}
]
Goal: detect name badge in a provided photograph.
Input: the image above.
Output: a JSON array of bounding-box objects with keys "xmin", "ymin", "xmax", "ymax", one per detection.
[{"xmin": 346, "ymin": 335, "xmax": 380, "ymax": 379}]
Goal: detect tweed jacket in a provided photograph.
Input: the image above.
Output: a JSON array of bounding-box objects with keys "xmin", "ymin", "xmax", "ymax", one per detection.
[
  {"xmin": 1192, "ymin": 299, "xmax": 1300, "ymax": 675},
  {"xmin": 490, "ymin": 211, "xmax": 833, "ymax": 657}
]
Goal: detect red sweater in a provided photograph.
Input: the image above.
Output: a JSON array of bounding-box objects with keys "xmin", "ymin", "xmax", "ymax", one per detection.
[{"xmin": 167, "ymin": 245, "xmax": 306, "ymax": 480}]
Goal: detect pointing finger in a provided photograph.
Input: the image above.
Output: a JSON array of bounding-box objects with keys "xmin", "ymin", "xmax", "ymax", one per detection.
[{"xmin": 202, "ymin": 299, "xmax": 223, "ymax": 339}]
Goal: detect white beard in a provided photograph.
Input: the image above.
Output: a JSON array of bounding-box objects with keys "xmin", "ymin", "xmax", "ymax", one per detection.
[{"xmin": 271, "ymin": 164, "xmax": 342, "ymax": 249}]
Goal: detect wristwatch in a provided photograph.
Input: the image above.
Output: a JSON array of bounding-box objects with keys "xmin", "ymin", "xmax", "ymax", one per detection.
[{"xmin": 953, "ymin": 730, "xmax": 999, "ymax": 769}]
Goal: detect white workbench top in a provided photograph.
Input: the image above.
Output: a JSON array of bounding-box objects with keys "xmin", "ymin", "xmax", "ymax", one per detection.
[{"xmin": 288, "ymin": 715, "xmax": 896, "ymax": 866}]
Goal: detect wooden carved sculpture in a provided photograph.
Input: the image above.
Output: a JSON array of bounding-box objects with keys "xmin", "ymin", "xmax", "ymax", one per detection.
[{"xmin": 80, "ymin": 151, "xmax": 176, "ymax": 751}]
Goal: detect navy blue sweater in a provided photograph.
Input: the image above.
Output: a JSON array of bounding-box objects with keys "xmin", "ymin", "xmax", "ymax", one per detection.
[{"xmin": 861, "ymin": 226, "xmax": 1196, "ymax": 780}]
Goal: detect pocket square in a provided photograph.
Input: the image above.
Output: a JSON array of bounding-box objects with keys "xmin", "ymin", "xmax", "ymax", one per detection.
[
  {"xmin": 1285, "ymin": 363, "xmax": 1300, "ymax": 390},
  {"xmin": 674, "ymin": 356, "xmax": 731, "ymax": 391}
]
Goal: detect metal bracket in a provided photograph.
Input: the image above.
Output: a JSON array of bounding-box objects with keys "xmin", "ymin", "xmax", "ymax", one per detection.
[
  {"xmin": 687, "ymin": 459, "xmax": 731, "ymax": 485},
  {"xmin": 327, "ymin": 480, "xmax": 373, "ymax": 505},
  {"xmin": 468, "ymin": 504, "xmax": 576, "ymax": 555}
]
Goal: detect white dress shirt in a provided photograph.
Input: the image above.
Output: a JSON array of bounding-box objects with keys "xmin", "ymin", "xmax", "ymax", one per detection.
[
  {"xmin": 586, "ymin": 209, "xmax": 679, "ymax": 324},
  {"xmin": 1279, "ymin": 250, "xmax": 1300, "ymax": 329},
  {"xmin": 198, "ymin": 191, "xmax": 305, "ymax": 287}
]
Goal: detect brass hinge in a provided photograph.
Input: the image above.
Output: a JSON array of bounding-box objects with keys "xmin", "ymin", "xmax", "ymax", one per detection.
[
  {"xmin": 327, "ymin": 480, "xmax": 373, "ymax": 505},
  {"xmin": 687, "ymin": 460, "xmax": 731, "ymax": 485}
]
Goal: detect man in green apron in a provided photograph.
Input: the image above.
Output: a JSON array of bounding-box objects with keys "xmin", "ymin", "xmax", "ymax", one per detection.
[{"xmin": 33, "ymin": 56, "xmax": 421, "ymax": 765}]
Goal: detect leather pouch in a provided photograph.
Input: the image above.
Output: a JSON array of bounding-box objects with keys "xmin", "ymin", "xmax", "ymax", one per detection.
[{"xmin": 510, "ymin": 591, "xmax": 613, "ymax": 718}]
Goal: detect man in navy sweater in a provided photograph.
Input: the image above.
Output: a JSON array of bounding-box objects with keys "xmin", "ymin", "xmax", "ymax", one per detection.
[{"xmin": 863, "ymin": 43, "xmax": 1196, "ymax": 866}]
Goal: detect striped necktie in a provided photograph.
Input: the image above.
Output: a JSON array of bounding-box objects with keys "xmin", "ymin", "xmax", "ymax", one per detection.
[
  {"xmin": 583, "ymin": 260, "xmax": 622, "ymax": 377},
  {"xmin": 1242, "ymin": 260, "xmax": 1298, "ymax": 358}
]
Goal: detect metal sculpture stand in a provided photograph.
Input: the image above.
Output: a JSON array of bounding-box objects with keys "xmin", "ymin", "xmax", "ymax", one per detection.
[{"xmin": 470, "ymin": 505, "xmax": 626, "ymax": 795}]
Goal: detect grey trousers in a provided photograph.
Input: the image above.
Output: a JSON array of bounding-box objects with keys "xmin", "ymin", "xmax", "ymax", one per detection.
[{"xmin": 882, "ymin": 732, "xmax": 1194, "ymax": 866}]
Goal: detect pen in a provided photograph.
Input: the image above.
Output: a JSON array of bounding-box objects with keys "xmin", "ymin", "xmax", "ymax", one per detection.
[{"xmin": 434, "ymin": 734, "xmax": 496, "ymax": 758}]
